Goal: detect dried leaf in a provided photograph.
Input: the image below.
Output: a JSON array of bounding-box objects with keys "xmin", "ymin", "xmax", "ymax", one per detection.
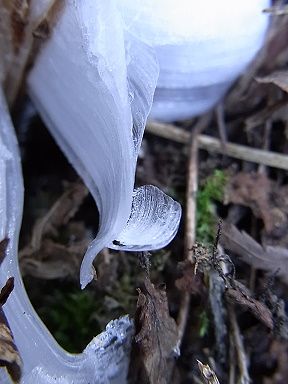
[
  {"xmin": 175, "ymin": 260, "xmax": 203, "ymax": 295},
  {"xmin": 0, "ymin": 278, "xmax": 22, "ymax": 382},
  {"xmin": 19, "ymin": 182, "xmax": 89, "ymax": 276},
  {"xmin": 224, "ymin": 172, "xmax": 274, "ymax": 232},
  {"xmin": 220, "ymin": 222, "xmax": 288, "ymax": 284},
  {"xmin": 256, "ymin": 70, "xmax": 288, "ymax": 93},
  {"xmin": 20, "ymin": 239, "xmax": 86, "ymax": 280},
  {"xmin": 197, "ymin": 360, "xmax": 220, "ymax": 384},
  {"xmin": 133, "ymin": 278, "xmax": 179, "ymax": 384},
  {"xmin": 30, "ymin": 182, "xmax": 88, "ymax": 252}
]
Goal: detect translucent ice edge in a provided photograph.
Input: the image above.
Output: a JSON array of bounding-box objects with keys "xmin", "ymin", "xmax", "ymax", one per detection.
[{"xmin": 0, "ymin": 87, "xmax": 135, "ymax": 383}]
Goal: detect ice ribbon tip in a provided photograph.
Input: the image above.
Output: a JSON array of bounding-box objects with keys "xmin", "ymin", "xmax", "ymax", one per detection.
[{"xmin": 110, "ymin": 185, "xmax": 182, "ymax": 251}]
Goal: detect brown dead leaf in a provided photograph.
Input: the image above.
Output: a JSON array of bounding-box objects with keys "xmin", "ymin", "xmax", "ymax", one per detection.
[
  {"xmin": 132, "ymin": 277, "xmax": 178, "ymax": 384},
  {"xmin": 256, "ymin": 70, "xmax": 288, "ymax": 93},
  {"xmin": 20, "ymin": 238, "xmax": 87, "ymax": 280},
  {"xmin": 175, "ymin": 260, "xmax": 203, "ymax": 295},
  {"xmin": 0, "ymin": 278, "xmax": 22, "ymax": 382},
  {"xmin": 0, "ymin": 277, "xmax": 14, "ymax": 306},
  {"xmin": 20, "ymin": 182, "xmax": 88, "ymax": 258},
  {"xmin": 224, "ymin": 172, "xmax": 274, "ymax": 232},
  {"xmin": 19, "ymin": 183, "xmax": 90, "ymax": 280},
  {"xmin": 220, "ymin": 222, "xmax": 288, "ymax": 284},
  {"xmin": 197, "ymin": 360, "xmax": 220, "ymax": 384}
]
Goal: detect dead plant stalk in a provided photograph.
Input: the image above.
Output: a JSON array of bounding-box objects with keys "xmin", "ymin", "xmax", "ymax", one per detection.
[{"xmin": 176, "ymin": 114, "xmax": 211, "ymax": 343}]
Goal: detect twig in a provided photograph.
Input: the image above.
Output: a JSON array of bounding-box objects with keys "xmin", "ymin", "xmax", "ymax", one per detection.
[
  {"xmin": 215, "ymin": 103, "xmax": 227, "ymax": 148},
  {"xmin": 228, "ymin": 305, "xmax": 250, "ymax": 384},
  {"xmin": 146, "ymin": 121, "xmax": 190, "ymax": 143},
  {"xmin": 176, "ymin": 114, "xmax": 211, "ymax": 343},
  {"xmin": 146, "ymin": 122, "xmax": 288, "ymax": 171}
]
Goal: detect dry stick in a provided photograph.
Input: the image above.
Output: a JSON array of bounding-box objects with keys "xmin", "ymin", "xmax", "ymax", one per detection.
[
  {"xmin": 146, "ymin": 122, "xmax": 288, "ymax": 171},
  {"xmin": 176, "ymin": 114, "xmax": 211, "ymax": 344},
  {"xmin": 228, "ymin": 305, "xmax": 250, "ymax": 384}
]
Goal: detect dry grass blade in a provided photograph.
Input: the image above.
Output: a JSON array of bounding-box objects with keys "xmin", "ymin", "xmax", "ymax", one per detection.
[{"xmin": 220, "ymin": 222, "xmax": 288, "ymax": 284}]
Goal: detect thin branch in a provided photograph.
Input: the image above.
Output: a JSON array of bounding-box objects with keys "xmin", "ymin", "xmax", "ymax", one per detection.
[
  {"xmin": 176, "ymin": 114, "xmax": 211, "ymax": 343},
  {"xmin": 146, "ymin": 122, "xmax": 288, "ymax": 171}
]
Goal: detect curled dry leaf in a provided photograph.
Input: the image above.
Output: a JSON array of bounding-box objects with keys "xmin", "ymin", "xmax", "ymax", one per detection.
[
  {"xmin": 20, "ymin": 182, "xmax": 88, "ymax": 257},
  {"xmin": 20, "ymin": 238, "xmax": 86, "ymax": 280},
  {"xmin": 224, "ymin": 172, "xmax": 274, "ymax": 232},
  {"xmin": 0, "ymin": 278, "xmax": 22, "ymax": 383},
  {"xmin": 256, "ymin": 70, "xmax": 288, "ymax": 93},
  {"xmin": 197, "ymin": 360, "xmax": 220, "ymax": 384},
  {"xmin": 19, "ymin": 182, "xmax": 90, "ymax": 280},
  {"xmin": 132, "ymin": 277, "xmax": 179, "ymax": 384},
  {"xmin": 175, "ymin": 260, "xmax": 204, "ymax": 296},
  {"xmin": 220, "ymin": 222, "xmax": 288, "ymax": 284}
]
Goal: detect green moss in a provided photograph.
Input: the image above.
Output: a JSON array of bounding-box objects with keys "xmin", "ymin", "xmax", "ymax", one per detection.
[
  {"xmin": 199, "ymin": 310, "xmax": 209, "ymax": 338},
  {"xmin": 37, "ymin": 276, "xmax": 137, "ymax": 353},
  {"xmin": 39, "ymin": 288, "xmax": 101, "ymax": 352},
  {"xmin": 196, "ymin": 170, "xmax": 227, "ymax": 243}
]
